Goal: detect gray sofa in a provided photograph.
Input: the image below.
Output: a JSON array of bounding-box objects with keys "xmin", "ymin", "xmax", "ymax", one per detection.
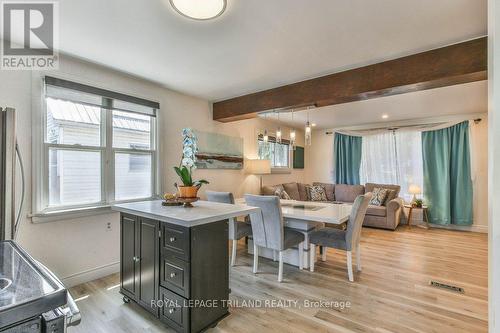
[{"xmin": 262, "ymin": 182, "xmax": 404, "ymax": 230}]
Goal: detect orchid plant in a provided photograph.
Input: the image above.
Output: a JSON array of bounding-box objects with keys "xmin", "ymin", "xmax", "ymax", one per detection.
[{"xmin": 174, "ymin": 128, "xmax": 209, "ymax": 188}]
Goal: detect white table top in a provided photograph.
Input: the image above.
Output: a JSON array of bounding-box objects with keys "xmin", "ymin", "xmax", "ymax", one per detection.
[
  {"xmin": 112, "ymin": 200, "xmax": 260, "ymax": 227},
  {"xmin": 236, "ymin": 198, "xmax": 352, "ymax": 225}
]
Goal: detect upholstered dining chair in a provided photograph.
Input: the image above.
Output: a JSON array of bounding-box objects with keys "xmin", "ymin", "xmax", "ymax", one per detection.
[
  {"xmin": 244, "ymin": 194, "xmax": 305, "ymax": 282},
  {"xmin": 206, "ymin": 191, "xmax": 252, "ymax": 266},
  {"xmin": 309, "ymin": 193, "xmax": 372, "ymax": 282}
]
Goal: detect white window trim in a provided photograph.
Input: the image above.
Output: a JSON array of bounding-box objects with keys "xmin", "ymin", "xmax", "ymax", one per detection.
[
  {"xmin": 31, "ymin": 74, "xmax": 161, "ymax": 223},
  {"xmin": 271, "ymin": 167, "xmax": 292, "ymax": 174}
]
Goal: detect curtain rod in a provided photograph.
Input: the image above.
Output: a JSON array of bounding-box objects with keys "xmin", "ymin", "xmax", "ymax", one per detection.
[{"xmin": 325, "ymin": 117, "xmax": 482, "ymax": 135}]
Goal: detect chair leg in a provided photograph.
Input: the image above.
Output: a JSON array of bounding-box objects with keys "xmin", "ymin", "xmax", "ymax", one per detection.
[
  {"xmin": 298, "ymin": 242, "xmax": 304, "ymax": 270},
  {"xmin": 356, "ymin": 244, "xmax": 362, "ymax": 272},
  {"xmin": 310, "ymin": 244, "xmax": 316, "ymax": 272},
  {"xmin": 347, "ymin": 251, "xmax": 354, "ymax": 282},
  {"xmin": 231, "ymin": 240, "xmax": 237, "ymax": 267},
  {"xmin": 278, "ymin": 251, "xmax": 284, "ymax": 282},
  {"xmin": 321, "ymin": 247, "xmax": 327, "ymax": 262},
  {"xmin": 273, "ymin": 250, "xmax": 277, "ymax": 262},
  {"xmin": 253, "ymin": 243, "xmax": 259, "ymax": 274}
]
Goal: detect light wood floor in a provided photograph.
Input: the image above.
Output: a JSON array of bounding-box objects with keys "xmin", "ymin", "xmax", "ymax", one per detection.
[{"xmin": 69, "ymin": 226, "xmax": 488, "ymax": 333}]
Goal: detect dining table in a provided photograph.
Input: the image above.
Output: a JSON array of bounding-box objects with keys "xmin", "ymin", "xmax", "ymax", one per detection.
[{"xmin": 235, "ymin": 198, "xmax": 353, "ymax": 269}]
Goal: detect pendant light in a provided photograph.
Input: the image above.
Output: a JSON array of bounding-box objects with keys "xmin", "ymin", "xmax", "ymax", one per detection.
[
  {"xmin": 290, "ymin": 109, "xmax": 296, "ymax": 151},
  {"xmin": 305, "ymin": 108, "xmax": 312, "ymax": 146},
  {"xmin": 275, "ymin": 110, "xmax": 282, "ymax": 144},
  {"xmin": 263, "ymin": 113, "xmax": 269, "ymax": 143}
]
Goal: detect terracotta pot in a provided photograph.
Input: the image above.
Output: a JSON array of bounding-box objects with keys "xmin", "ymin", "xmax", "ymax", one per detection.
[{"xmin": 177, "ymin": 186, "xmax": 199, "ymax": 198}]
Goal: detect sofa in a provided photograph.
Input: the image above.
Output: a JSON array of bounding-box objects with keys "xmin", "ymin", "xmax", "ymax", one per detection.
[{"xmin": 261, "ymin": 182, "xmax": 404, "ymax": 230}]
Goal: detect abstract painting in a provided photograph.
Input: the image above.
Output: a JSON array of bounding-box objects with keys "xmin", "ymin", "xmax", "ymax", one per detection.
[{"xmin": 194, "ymin": 131, "xmax": 244, "ymax": 169}]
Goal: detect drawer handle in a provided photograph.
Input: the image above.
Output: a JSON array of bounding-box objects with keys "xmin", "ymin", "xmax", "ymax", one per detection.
[
  {"xmin": 169, "ymin": 308, "xmax": 175, "ymax": 314},
  {"xmin": 170, "ymin": 272, "xmax": 176, "ymax": 278},
  {"xmin": 169, "ymin": 237, "xmax": 176, "ymax": 242}
]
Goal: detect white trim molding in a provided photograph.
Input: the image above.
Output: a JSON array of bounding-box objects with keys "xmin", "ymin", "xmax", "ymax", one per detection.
[
  {"xmin": 61, "ymin": 261, "xmax": 120, "ymax": 288},
  {"xmin": 428, "ymin": 223, "xmax": 488, "ymax": 233}
]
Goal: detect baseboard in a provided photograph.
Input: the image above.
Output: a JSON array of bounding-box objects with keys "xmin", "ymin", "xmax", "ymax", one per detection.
[
  {"xmin": 428, "ymin": 223, "xmax": 488, "ymax": 233},
  {"xmin": 61, "ymin": 261, "xmax": 120, "ymax": 288}
]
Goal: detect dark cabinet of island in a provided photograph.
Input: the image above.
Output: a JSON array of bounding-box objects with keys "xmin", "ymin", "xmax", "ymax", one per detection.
[{"xmin": 119, "ymin": 213, "xmax": 229, "ymax": 333}]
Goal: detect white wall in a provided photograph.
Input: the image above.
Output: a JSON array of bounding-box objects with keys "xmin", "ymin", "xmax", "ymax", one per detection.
[
  {"xmin": 488, "ymin": 1, "xmax": 500, "ymax": 331},
  {"xmin": 161, "ymin": 99, "xmax": 306, "ymax": 198},
  {"xmin": 471, "ymin": 119, "xmax": 489, "ymax": 231},
  {"xmin": 304, "ymin": 130, "xmax": 335, "ymax": 184},
  {"xmin": 305, "ymin": 120, "xmax": 489, "ymax": 232},
  {"xmin": 0, "ymin": 55, "xmax": 305, "ymax": 287}
]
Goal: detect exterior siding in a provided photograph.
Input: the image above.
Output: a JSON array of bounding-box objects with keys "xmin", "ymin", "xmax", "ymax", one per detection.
[{"xmin": 49, "ymin": 120, "xmax": 152, "ymax": 206}]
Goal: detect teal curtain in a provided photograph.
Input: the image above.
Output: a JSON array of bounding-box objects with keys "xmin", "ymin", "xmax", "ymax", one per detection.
[
  {"xmin": 422, "ymin": 121, "xmax": 473, "ymax": 225},
  {"xmin": 334, "ymin": 133, "xmax": 362, "ymax": 185}
]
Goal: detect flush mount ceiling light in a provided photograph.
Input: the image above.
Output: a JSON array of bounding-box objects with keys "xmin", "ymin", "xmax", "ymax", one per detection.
[{"xmin": 170, "ymin": 0, "xmax": 227, "ymax": 20}]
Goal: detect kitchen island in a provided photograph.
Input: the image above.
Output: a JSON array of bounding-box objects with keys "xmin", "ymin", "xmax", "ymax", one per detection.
[{"xmin": 112, "ymin": 200, "xmax": 259, "ymax": 333}]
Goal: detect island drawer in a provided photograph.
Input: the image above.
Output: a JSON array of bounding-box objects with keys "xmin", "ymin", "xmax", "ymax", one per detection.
[
  {"xmin": 161, "ymin": 224, "xmax": 190, "ymax": 261},
  {"xmin": 160, "ymin": 254, "xmax": 190, "ymax": 298},
  {"xmin": 159, "ymin": 287, "xmax": 189, "ymax": 333}
]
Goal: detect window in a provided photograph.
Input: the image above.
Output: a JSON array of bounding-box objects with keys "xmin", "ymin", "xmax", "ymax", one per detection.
[
  {"xmin": 40, "ymin": 76, "xmax": 159, "ymax": 212},
  {"xmin": 257, "ymin": 135, "xmax": 290, "ymax": 168},
  {"xmin": 360, "ymin": 130, "xmax": 423, "ymax": 202}
]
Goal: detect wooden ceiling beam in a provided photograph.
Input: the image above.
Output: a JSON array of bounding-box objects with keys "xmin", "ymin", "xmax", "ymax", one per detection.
[{"xmin": 213, "ymin": 37, "xmax": 487, "ymax": 122}]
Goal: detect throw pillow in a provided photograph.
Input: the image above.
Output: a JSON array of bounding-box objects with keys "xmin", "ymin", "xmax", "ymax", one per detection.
[
  {"xmin": 370, "ymin": 187, "xmax": 389, "ymax": 206},
  {"xmin": 383, "ymin": 189, "xmax": 396, "ymax": 206},
  {"xmin": 309, "ymin": 185, "xmax": 328, "ymax": 202},
  {"xmin": 274, "ymin": 188, "xmax": 291, "ymax": 200}
]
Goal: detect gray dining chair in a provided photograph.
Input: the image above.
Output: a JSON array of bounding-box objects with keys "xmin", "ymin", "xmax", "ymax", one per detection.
[
  {"xmin": 245, "ymin": 194, "xmax": 305, "ymax": 282},
  {"xmin": 206, "ymin": 191, "xmax": 252, "ymax": 266},
  {"xmin": 309, "ymin": 193, "xmax": 372, "ymax": 282}
]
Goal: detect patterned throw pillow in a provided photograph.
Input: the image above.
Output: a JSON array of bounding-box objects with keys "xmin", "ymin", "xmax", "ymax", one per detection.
[
  {"xmin": 383, "ymin": 189, "xmax": 396, "ymax": 206},
  {"xmin": 305, "ymin": 186, "xmax": 312, "ymax": 200},
  {"xmin": 309, "ymin": 185, "xmax": 328, "ymax": 202},
  {"xmin": 274, "ymin": 188, "xmax": 291, "ymax": 200},
  {"xmin": 370, "ymin": 187, "xmax": 389, "ymax": 206}
]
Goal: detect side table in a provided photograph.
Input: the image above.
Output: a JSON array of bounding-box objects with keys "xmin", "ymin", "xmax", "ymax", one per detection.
[{"xmin": 404, "ymin": 204, "xmax": 430, "ymax": 229}]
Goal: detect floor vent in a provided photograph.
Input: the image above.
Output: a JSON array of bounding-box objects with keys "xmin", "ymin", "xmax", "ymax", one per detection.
[{"xmin": 429, "ymin": 281, "xmax": 464, "ymax": 293}]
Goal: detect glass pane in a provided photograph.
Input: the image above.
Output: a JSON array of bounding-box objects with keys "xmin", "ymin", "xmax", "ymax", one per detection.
[
  {"xmin": 258, "ymin": 140, "xmax": 273, "ymax": 161},
  {"xmin": 274, "ymin": 143, "xmax": 289, "ymax": 167},
  {"xmin": 113, "ymin": 110, "xmax": 152, "ymax": 149},
  {"xmin": 115, "ymin": 153, "xmax": 152, "ymax": 200},
  {"xmin": 46, "ymin": 98, "xmax": 101, "ymax": 146},
  {"xmin": 257, "ymin": 140, "xmax": 289, "ymax": 168},
  {"xmin": 48, "ymin": 149, "xmax": 101, "ymax": 206}
]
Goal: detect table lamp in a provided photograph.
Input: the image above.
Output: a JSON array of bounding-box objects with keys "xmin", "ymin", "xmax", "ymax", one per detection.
[
  {"xmin": 246, "ymin": 159, "xmax": 271, "ymax": 194},
  {"xmin": 408, "ymin": 184, "xmax": 422, "ymax": 204}
]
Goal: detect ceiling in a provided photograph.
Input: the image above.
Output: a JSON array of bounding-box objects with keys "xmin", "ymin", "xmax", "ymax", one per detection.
[
  {"xmin": 50, "ymin": 0, "xmax": 486, "ymax": 101},
  {"xmin": 260, "ymin": 81, "xmax": 488, "ymax": 130}
]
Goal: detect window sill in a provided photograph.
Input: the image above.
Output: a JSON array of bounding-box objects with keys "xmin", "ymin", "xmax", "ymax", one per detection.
[
  {"xmin": 271, "ymin": 167, "xmax": 292, "ymax": 174},
  {"xmin": 31, "ymin": 197, "xmax": 158, "ymax": 223},
  {"xmin": 31, "ymin": 206, "xmax": 114, "ymax": 223}
]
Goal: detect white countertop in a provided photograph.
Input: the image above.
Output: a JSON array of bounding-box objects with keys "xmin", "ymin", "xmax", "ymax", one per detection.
[
  {"xmin": 236, "ymin": 198, "xmax": 352, "ymax": 224},
  {"xmin": 112, "ymin": 200, "xmax": 260, "ymax": 227}
]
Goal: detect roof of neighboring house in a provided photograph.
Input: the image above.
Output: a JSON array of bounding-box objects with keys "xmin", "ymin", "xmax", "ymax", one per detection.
[{"xmin": 47, "ymin": 98, "xmax": 150, "ymax": 132}]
